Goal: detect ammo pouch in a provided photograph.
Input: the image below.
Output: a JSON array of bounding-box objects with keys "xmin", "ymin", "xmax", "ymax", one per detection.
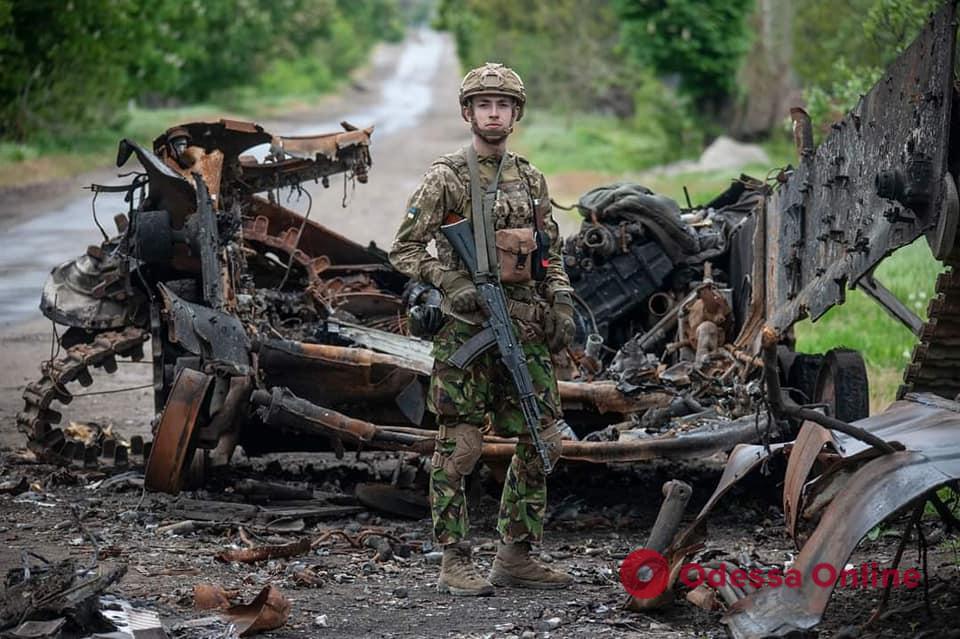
[{"xmin": 495, "ymin": 227, "xmax": 537, "ymax": 284}]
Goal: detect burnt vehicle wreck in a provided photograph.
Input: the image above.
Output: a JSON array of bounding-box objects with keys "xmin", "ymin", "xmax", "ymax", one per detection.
[
  {"xmin": 19, "ymin": 120, "xmax": 831, "ymax": 484},
  {"xmin": 620, "ymin": 4, "xmax": 960, "ymax": 637}
]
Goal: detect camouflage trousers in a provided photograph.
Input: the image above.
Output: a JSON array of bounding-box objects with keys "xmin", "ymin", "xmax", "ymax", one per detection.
[{"xmin": 427, "ymin": 318, "xmax": 562, "ymax": 546}]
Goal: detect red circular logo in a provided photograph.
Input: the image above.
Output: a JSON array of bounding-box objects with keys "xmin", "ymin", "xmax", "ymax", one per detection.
[{"xmin": 619, "ymin": 548, "xmax": 670, "ymax": 599}]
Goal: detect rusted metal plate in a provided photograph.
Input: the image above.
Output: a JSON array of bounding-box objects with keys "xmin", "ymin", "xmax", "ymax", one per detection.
[
  {"xmin": 145, "ymin": 368, "xmax": 213, "ymax": 494},
  {"xmin": 687, "ymin": 392, "xmax": 960, "ymax": 639},
  {"xmin": 765, "ymin": 2, "xmax": 956, "ymax": 332},
  {"xmin": 244, "ymin": 197, "xmax": 388, "ymax": 267},
  {"xmin": 270, "ymin": 126, "xmax": 374, "ymax": 161},
  {"xmin": 783, "ymin": 421, "xmax": 840, "ymax": 542},
  {"xmin": 725, "ymin": 447, "xmax": 960, "ymax": 638},
  {"xmin": 153, "ymin": 120, "xmax": 272, "ymax": 161}
]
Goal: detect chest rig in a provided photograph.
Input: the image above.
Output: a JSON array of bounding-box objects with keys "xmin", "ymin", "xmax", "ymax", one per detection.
[{"xmin": 435, "ymin": 147, "xmax": 548, "ymax": 284}]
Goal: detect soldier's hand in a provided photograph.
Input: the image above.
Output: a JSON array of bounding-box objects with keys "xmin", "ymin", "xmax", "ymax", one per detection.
[
  {"xmin": 440, "ymin": 272, "xmax": 481, "ymax": 314},
  {"xmin": 545, "ymin": 291, "xmax": 576, "ymax": 353}
]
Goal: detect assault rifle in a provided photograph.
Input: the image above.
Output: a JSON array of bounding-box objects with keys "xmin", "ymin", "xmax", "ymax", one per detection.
[{"xmin": 440, "ymin": 213, "xmax": 555, "ymax": 474}]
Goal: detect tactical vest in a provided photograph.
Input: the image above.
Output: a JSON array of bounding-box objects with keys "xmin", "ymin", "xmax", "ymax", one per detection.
[{"xmin": 433, "ymin": 148, "xmax": 550, "ymax": 321}]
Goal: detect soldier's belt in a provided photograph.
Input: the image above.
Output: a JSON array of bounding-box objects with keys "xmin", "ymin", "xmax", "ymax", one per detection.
[{"xmin": 447, "ymin": 299, "xmax": 543, "ymax": 369}]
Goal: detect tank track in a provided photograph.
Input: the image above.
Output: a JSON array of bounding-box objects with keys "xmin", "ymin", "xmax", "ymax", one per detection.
[
  {"xmin": 901, "ymin": 264, "xmax": 960, "ymax": 400},
  {"xmin": 17, "ymin": 204, "xmax": 407, "ymax": 470},
  {"xmin": 17, "ymin": 326, "xmax": 151, "ymax": 467}
]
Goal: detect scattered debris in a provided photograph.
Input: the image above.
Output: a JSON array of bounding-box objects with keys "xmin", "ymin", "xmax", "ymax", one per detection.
[
  {"xmin": 214, "ymin": 538, "xmax": 311, "ymax": 565},
  {"xmin": 220, "ymin": 585, "xmax": 290, "ymax": 637},
  {"xmin": 193, "ymin": 584, "xmax": 237, "ymax": 611},
  {"xmin": 5, "ymin": 618, "xmax": 66, "ymax": 639},
  {"xmin": 0, "ymin": 558, "xmax": 126, "ymax": 635},
  {"xmin": 0, "ymin": 477, "xmax": 28, "ymax": 495}
]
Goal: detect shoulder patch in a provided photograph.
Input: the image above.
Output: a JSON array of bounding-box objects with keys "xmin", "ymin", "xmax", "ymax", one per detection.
[{"xmin": 406, "ymin": 206, "xmax": 420, "ymax": 220}]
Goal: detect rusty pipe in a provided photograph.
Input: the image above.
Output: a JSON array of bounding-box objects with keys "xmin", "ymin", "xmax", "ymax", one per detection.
[
  {"xmin": 256, "ymin": 338, "xmax": 431, "ymax": 375},
  {"xmin": 481, "ymin": 413, "xmax": 767, "ymax": 463},
  {"xmin": 761, "ymin": 327, "xmax": 896, "ymax": 454},
  {"xmin": 648, "ymin": 292, "xmax": 674, "ymax": 318},
  {"xmin": 646, "ymin": 480, "xmax": 693, "ymax": 553},
  {"xmin": 557, "ymin": 381, "xmax": 672, "ymax": 414},
  {"xmin": 252, "ymin": 387, "xmax": 425, "ymax": 448}
]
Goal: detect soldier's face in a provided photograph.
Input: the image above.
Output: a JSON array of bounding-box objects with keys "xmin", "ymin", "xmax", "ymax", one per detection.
[
  {"xmin": 470, "ymin": 95, "xmax": 516, "ymax": 127},
  {"xmin": 465, "ymin": 95, "xmax": 517, "ymax": 141}
]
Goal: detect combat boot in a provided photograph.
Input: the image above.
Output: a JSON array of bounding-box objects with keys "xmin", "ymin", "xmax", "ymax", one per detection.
[
  {"xmin": 489, "ymin": 541, "xmax": 573, "ymax": 589},
  {"xmin": 437, "ymin": 542, "xmax": 494, "ymax": 596}
]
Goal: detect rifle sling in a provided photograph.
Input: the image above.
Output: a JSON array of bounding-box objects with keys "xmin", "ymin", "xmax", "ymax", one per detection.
[{"xmin": 465, "ymin": 145, "xmax": 507, "ymax": 280}]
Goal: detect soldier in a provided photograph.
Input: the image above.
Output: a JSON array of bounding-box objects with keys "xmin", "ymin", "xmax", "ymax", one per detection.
[{"xmin": 389, "ymin": 63, "xmax": 576, "ymax": 596}]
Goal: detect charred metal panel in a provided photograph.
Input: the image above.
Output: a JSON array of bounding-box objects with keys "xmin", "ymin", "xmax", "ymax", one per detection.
[
  {"xmin": 116, "ymin": 139, "xmax": 196, "ymax": 222},
  {"xmin": 766, "ymin": 2, "xmax": 956, "ymax": 332},
  {"xmin": 159, "ymin": 285, "xmax": 250, "ymax": 365},
  {"xmin": 719, "ymin": 393, "xmax": 960, "ymax": 639}
]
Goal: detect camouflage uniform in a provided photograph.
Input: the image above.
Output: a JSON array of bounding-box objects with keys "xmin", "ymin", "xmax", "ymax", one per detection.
[{"xmin": 390, "ymin": 148, "xmax": 572, "ymax": 545}]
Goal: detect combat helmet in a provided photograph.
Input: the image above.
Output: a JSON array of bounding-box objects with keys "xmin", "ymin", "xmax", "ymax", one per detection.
[{"xmin": 459, "ymin": 63, "xmax": 526, "ymax": 120}]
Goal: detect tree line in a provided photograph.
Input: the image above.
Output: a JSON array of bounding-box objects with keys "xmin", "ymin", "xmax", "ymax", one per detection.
[
  {"xmin": 436, "ymin": 0, "xmax": 945, "ymax": 140},
  {"xmin": 0, "ymin": 0, "xmax": 406, "ymax": 142}
]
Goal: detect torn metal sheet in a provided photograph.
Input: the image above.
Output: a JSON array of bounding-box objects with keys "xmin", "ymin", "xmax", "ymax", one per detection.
[
  {"xmin": 673, "ymin": 393, "xmax": 960, "ymax": 639},
  {"xmin": 726, "ymin": 430, "xmax": 960, "ymax": 636},
  {"xmin": 144, "ymin": 368, "xmax": 213, "ymax": 494},
  {"xmin": 782, "ymin": 420, "xmax": 839, "ymax": 542},
  {"xmin": 221, "ymin": 586, "xmax": 290, "ymax": 637},
  {"xmin": 96, "ymin": 594, "xmax": 168, "ymax": 639}
]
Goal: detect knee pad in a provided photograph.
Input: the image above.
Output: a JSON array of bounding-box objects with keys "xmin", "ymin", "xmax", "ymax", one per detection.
[
  {"xmin": 539, "ymin": 419, "xmax": 564, "ymax": 469},
  {"xmin": 433, "ymin": 423, "xmax": 483, "ymax": 482}
]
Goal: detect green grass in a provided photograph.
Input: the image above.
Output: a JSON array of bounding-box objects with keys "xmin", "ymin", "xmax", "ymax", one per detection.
[
  {"xmin": 793, "ymin": 240, "xmax": 939, "ymax": 369},
  {"xmin": 515, "ymin": 111, "xmax": 699, "ymax": 176},
  {"xmin": 793, "ymin": 240, "xmax": 941, "ymax": 410}
]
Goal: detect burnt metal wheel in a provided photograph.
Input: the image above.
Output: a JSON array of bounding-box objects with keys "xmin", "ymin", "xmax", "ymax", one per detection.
[
  {"xmin": 814, "ymin": 348, "xmax": 870, "ymax": 422},
  {"xmin": 786, "ymin": 352, "xmax": 825, "ymax": 405}
]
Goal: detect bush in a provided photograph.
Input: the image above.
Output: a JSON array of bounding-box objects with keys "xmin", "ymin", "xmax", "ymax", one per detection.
[
  {"xmin": 796, "ymin": 0, "xmax": 940, "ymax": 134},
  {"xmin": 0, "ymin": 0, "xmax": 405, "ymax": 145},
  {"xmin": 614, "ymin": 0, "xmax": 754, "ymax": 111}
]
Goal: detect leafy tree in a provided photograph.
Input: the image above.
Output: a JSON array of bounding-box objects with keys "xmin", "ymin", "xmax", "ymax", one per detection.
[
  {"xmin": 436, "ymin": 0, "xmax": 630, "ymax": 116},
  {"xmin": 795, "ymin": 0, "xmax": 940, "ymax": 133},
  {"xmin": 613, "ymin": 0, "xmax": 754, "ymax": 112},
  {"xmin": 0, "ymin": 0, "xmax": 406, "ymax": 143}
]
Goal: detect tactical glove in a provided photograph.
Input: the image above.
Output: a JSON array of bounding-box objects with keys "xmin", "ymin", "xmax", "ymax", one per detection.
[
  {"xmin": 439, "ymin": 271, "xmax": 481, "ymax": 314},
  {"xmin": 544, "ymin": 291, "xmax": 576, "ymax": 353}
]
